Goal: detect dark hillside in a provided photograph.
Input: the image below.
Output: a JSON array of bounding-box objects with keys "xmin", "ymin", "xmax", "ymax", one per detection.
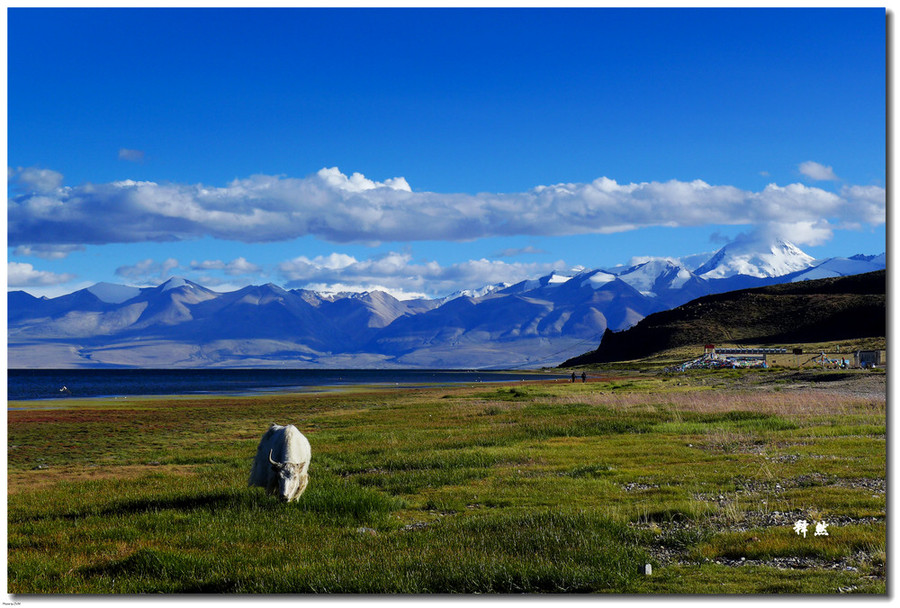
[{"xmin": 561, "ymin": 270, "xmax": 886, "ymax": 366}]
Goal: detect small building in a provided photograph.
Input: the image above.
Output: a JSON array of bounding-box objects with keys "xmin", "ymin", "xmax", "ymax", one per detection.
[
  {"xmin": 856, "ymin": 350, "xmax": 886, "ymax": 368},
  {"xmin": 709, "ymin": 347, "xmax": 786, "ymax": 367},
  {"xmin": 746, "ymin": 349, "xmax": 884, "ymax": 369},
  {"xmin": 701, "ymin": 345, "xmax": 884, "ymax": 369}
]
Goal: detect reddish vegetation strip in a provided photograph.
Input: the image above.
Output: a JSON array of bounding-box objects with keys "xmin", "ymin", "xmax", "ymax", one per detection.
[
  {"xmin": 9, "ymin": 409, "xmax": 144, "ymax": 424},
  {"xmin": 8, "ymin": 464, "xmax": 198, "ymax": 495}
]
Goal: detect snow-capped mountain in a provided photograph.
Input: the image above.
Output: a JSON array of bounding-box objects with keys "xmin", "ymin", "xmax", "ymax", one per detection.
[
  {"xmin": 7, "ymin": 240, "xmax": 885, "ymax": 369},
  {"xmin": 694, "ymin": 238, "xmax": 816, "ymax": 279},
  {"xmin": 500, "ymin": 270, "xmax": 575, "ymax": 294},
  {"xmin": 442, "ymin": 282, "xmax": 512, "ymax": 302},
  {"xmin": 789, "ymin": 255, "xmax": 886, "ymax": 282},
  {"xmin": 615, "ymin": 259, "xmax": 697, "ymax": 296}
]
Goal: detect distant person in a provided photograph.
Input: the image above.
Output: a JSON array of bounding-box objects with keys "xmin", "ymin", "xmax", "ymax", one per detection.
[
  {"xmin": 571, "ymin": 372, "xmax": 576, "ymax": 383},
  {"xmin": 581, "ymin": 372, "xmax": 586, "ymax": 383}
]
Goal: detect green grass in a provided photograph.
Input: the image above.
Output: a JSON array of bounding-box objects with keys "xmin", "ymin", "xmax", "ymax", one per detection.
[
  {"xmin": 16, "ymin": 510, "xmax": 646, "ymax": 593},
  {"xmin": 7, "ymin": 372, "xmax": 886, "ymax": 594},
  {"xmin": 692, "ymin": 523, "xmax": 886, "ymax": 562}
]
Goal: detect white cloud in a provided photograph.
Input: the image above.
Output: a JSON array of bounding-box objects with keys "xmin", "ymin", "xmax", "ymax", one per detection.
[
  {"xmin": 798, "ymin": 161, "xmax": 839, "ymax": 181},
  {"xmin": 118, "ymin": 148, "xmax": 145, "ymax": 163},
  {"xmin": 750, "ymin": 220, "xmax": 835, "ymax": 247},
  {"xmin": 8, "ymin": 262, "xmax": 76, "ymax": 287},
  {"xmin": 708, "ymin": 230, "xmax": 732, "ymax": 245},
  {"xmin": 13, "ymin": 244, "xmax": 85, "ymax": 260},
  {"xmin": 9, "ymin": 166, "xmax": 64, "ymax": 193},
  {"xmin": 493, "ymin": 245, "xmax": 547, "ymax": 258},
  {"xmin": 115, "ymin": 258, "xmax": 180, "ymax": 283},
  {"xmin": 190, "ymin": 257, "xmax": 262, "ymax": 276},
  {"xmin": 307, "ymin": 253, "xmax": 359, "ymax": 270},
  {"xmin": 8, "ymin": 166, "xmax": 884, "ymax": 248},
  {"xmin": 841, "ymin": 184, "xmax": 887, "ymax": 225},
  {"xmin": 315, "ymin": 167, "xmax": 411, "ymax": 193}
]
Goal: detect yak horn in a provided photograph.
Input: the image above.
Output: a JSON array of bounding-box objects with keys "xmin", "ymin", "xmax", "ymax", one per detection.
[{"xmin": 268, "ymin": 449, "xmax": 280, "ymax": 467}]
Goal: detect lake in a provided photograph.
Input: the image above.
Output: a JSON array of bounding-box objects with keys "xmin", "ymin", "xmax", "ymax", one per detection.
[{"xmin": 7, "ymin": 368, "xmax": 568, "ymax": 402}]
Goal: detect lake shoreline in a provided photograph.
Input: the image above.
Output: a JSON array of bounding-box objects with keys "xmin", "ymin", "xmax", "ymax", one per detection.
[{"xmin": 7, "ymin": 367, "xmax": 571, "ymax": 402}]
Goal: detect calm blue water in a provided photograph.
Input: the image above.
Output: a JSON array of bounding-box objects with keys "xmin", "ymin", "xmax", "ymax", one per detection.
[{"xmin": 7, "ymin": 369, "xmax": 567, "ymax": 402}]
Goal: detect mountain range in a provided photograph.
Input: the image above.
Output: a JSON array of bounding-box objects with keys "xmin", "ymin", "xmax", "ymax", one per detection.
[{"xmin": 7, "ymin": 240, "xmax": 886, "ymax": 369}]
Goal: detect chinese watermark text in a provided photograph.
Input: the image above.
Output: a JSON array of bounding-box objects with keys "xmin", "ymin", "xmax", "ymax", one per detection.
[{"xmin": 794, "ymin": 520, "xmax": 829, "ymax": 538}]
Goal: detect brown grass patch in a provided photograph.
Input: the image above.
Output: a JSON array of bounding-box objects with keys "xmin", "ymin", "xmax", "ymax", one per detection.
[
  {"xmin": 547, "ymin": 389, "xmax": 883, "ymax": 418},
  {"xmin": 7, "ymin": 464, "xmax": 199, "ymax": 495}
]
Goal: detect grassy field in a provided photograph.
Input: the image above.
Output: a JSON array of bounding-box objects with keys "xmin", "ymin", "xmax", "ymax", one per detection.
[{"xmin": 7, "ymin": 369, "xmax": 886, "ymax": 594}]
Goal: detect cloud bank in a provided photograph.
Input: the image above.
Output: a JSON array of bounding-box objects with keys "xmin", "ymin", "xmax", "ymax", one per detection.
[
  {"xmin": 13, "ymin": 244, "xmax": 85, "ymax": 260},
  {"xmin": 190, "ymin": 257, "xmax": 262, "ymax": 276},
  {"xmin": 115, "ymin": 258, "xmax": 180, "ymax": 281},
  {"xmin": 8, "ymin": 262, "xmax": 76, "ymax": 287},
  {"xmin": 278, "ymin": 251, "xmax": 568, "ymax": 298},
  {"xmin": 8, "ymin": 166, "xmax": 885, "ymax": 249}
]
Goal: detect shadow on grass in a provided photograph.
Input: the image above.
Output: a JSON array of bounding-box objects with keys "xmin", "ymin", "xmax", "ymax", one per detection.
[
  {"xmin": 76, "ymin": 510, "xmax": 652, "ymax": 593},
  {"xmin": 77, "ymin": 547, "xmax": 244, "ymax": 593},
  {"xmin": 12, "ymin": 474, "xmax": 405, "ymax": 529},
  {"xmin": 9, "ymin": 490, "xmax": 244, "ymax": 523}
]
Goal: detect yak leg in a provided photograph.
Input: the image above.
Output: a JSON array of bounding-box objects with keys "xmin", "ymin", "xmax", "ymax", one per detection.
[{"xmin": 290, "ymin": 474, "xmax": 309, "ymax": 501}]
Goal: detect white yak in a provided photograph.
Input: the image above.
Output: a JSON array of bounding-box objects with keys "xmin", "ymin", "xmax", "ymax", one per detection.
[{"xmin": 249, "ymin": 423, "xmax": 311, "ymax": 502}]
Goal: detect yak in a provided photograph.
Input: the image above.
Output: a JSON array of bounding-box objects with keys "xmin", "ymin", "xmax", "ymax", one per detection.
[{"xmin": 249, "ymin": 423, "xmax": 311, "ymax": 502}]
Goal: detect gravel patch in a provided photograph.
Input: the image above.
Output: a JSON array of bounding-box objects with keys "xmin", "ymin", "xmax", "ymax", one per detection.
[
  {"xmin": 630, "ymin": 508, "xmax": 884, "ymax": 572},
  {"xmin": 622, "ymin": 482, "xmax": 661, "ymax": 492},
  {"xmin": 730, "ymin": 474, "xmax": 885, "ymax": 494}
]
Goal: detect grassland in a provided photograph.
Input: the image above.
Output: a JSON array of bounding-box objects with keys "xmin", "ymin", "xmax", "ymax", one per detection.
[{"xmin": 7, "ymin": 369, "xmax": 886, "ymax": 594}]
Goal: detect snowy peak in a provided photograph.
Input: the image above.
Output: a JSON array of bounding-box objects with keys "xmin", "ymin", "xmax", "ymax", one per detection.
[
  {"xmin": 443, "ymin": 282, "xmax": 512, "ymax": 302},
  {"xmin": 579, "ymin": 269, "xmax": 618, "ymax": 290},
  {"xmin": 159, "ymin": 276, "xmax": 193, "ymax": 292},
  {"xmin": 615, "ymin": 259, "xmax": 697, "ymax": 296},
  {"xmin": 694, "ymin": 239, "xmax": 815, "ymax": 279},
  {"xmin": 545, "ymin": 271, "xmax": 574, "ymax": 286},
  {"xmin": 501, "ymin": 271, "xmax": 574, "ymax": 294}
]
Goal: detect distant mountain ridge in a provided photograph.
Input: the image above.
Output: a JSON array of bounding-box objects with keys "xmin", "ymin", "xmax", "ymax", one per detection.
[
  {"xmin": 561, "ymin": 270, "xmax": 886, "ymax": 367},
  {"xmin": 8, "ymin": 240, "xmax": 886, "ymax": 369}
]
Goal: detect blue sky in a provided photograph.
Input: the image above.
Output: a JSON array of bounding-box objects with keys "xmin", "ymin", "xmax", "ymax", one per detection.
[{"xmin": 7, "ymin": 7, "xmax": 886, "ymax": 298}]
